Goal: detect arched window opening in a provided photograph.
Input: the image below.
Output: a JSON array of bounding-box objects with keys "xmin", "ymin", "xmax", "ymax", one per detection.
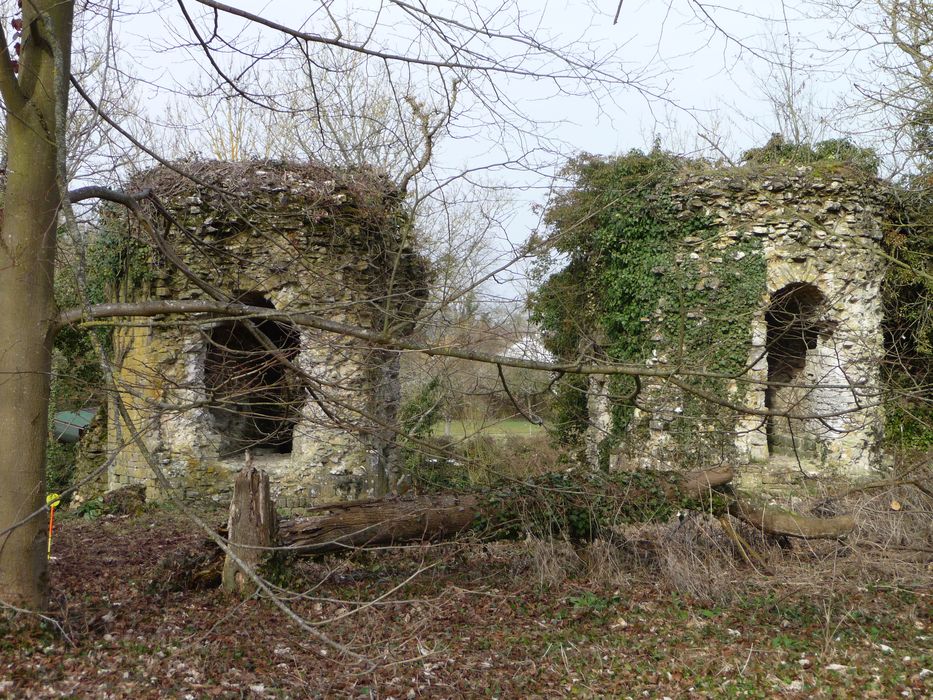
[
  {"xmin": 764, "ymin": 282, "xmax": 828, "ymax": 456},
  {"xmin": 204, "ymin": 293, "xmax": 300, "ymax": 457}
]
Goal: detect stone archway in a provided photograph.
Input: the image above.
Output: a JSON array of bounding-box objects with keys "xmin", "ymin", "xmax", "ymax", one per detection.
[
  {"xmin": 764, "ymin": 282, "xmax": 828, "ymax": 457},
  {"xmin": 204, "ymin": 292, "xmax": 301, "ymax": 457}
]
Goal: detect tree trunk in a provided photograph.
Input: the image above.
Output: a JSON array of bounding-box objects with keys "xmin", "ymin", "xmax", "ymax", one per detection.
[
  {"xmin": 222, "ymin": 466, "xmax": 278, "ymax": 595},
  {"xmin": 727, "ymin": 499, "xmax": 856, "ymax": 539},
  {"xmin": 278, "ymin": 492, "xmax": 483, "ymax": 555},
  {"xmin": 0, "ymin": 0, "xmax": 73, "ymax": 610}
]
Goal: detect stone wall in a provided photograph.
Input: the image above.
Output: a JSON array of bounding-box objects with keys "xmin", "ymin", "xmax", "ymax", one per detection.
[
  {"xmin": 106, "ymin": 161, "xmax": 429, "ymax": 511},
  {"xmin": 588, "ymin": 164, "xmax": 887, "ymax": 482},
  {"xmin": 71, "ymin": 409, "xmax": 108, "ymax": 501}
]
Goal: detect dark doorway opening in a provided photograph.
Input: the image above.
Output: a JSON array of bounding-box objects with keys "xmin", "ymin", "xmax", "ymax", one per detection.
[
  {"xmin": 205, "ymin": 293, "xmax": 300, "ymax": 457},
  {"xmin": 764, "ymin": 282, "xmax": 827, "ymax": 455}
]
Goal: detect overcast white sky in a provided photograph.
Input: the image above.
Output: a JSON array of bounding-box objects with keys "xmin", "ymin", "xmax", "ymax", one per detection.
[
  {"xmin": 56, "ymin": 0, "xmax": 889, "ymax": 301},
  {"xmin": 132, "ymin": 2, "xmax": 878, "ymax": 148}
]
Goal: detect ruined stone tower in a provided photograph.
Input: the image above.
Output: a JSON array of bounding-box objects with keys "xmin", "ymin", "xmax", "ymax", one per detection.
[
  {"xmin": 105, "ymin": 161, "xmax": 429, "ymax": 510},
  {"xmin": 586, "ymin": 164, "xmax": 888, "ymax": 484}
]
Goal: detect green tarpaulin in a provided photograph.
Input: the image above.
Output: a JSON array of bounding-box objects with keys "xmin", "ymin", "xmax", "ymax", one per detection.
[{"xmin": 52, "ymin": 409, "xmax": 97, "ymax": 443}]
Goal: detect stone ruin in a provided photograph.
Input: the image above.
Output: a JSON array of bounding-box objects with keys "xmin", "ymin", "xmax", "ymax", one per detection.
[
  {"xmin": 105, "ymin": 161, "xmax": 429, "ymax": 510},
  {"xmin": 586, "ymin": 165, "xmax": 888, "ymax": 486}
]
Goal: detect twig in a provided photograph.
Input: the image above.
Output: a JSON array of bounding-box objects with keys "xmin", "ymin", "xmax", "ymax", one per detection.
[
  {"xmin": 717, "ymin": 515, "xmax": 773, "ymax": 575},
  {"xmin": 0, "ymin": 598, "xmax": 74, "ymax": 646}
]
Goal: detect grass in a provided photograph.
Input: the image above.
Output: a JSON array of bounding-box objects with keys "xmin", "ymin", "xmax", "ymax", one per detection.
[{"xmin": 431, "ymin": 416, "xmax": 547, "ymax": 439}]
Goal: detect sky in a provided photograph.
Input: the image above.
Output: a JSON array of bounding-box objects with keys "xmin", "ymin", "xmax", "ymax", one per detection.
[
  {"xmin": 52, "ymin": 0, "xmax": 891, "ymax": 302},
  {"xmin": 83, "ymin": 0, "xmax": 885, "ymax": 166}
]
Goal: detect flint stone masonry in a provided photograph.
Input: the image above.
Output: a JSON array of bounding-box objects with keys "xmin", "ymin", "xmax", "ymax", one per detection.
[
  {"xmin": 106, "ymin": 161, "xmax": 429, "ymax": 511},
  {"xmin": 587, "ymin": 165, "xmax": 887, "ymax": 482}
]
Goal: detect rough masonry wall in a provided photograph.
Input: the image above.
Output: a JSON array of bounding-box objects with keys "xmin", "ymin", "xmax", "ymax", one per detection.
[
  {"xmin": 106, "ymin": 161, "xmax": 428, "ymax": 511},
  {"xmin": 589, "ymin": 165, "xmax": 887, "ymax": 482}
]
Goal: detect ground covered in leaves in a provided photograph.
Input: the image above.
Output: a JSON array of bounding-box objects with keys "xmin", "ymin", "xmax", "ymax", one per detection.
[{"xmin": 1, "ymin": 507, "xmax": 931, "ymax": 699}]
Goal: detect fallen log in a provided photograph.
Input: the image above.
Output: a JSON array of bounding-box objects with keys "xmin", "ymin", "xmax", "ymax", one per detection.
[
  {"xmin": 727, "ymin": 499, "xmax": 856, "ymax": 540},
  {"xmin": 271, "ymin": 465, "xmax": 853, "ymax": 556},
  {"xmin": 185, "ymin": 464, "xmax": 861, "ymax": 595},
  {"xmin": 278, "ymin": 492, "xmax": 483, "ymax": 555}
]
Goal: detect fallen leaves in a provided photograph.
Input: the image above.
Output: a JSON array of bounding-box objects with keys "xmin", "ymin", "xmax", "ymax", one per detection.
[{"xmin": 0, "ymin": 510, "xmax": 930, "ymax": 698}]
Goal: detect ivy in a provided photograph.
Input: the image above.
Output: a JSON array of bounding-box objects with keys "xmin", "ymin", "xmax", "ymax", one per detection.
[
  {"xmin": 880, "ymin": 174, "xmax": 933, "ymax": 450},
  {"xmin": 529, "ymin": 148, "xmax": 690, "ymax": 362},
  {"xmin": 85, "ymin": 216, "xmax": 154, "ymax": 301},
  {"xmin": 529, "ymin": 148, "xmax": 766, "ymax": 453},
  {"xmin": 399, "ymin": 376, "xmax": 443, "ymax": 438},
  {"xmin": 550, "ymin": 374, "xmax": 589, "ymax": 449},
  {"xmin": 470, "ymin": 468, "xmax": 727, "ymax": 543}
]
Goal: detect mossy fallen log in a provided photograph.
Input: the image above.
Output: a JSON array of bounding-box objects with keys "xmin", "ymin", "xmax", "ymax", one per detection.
[{"xmin": 191, "ymin": 465, "xmax": 860, "ymax": 596}]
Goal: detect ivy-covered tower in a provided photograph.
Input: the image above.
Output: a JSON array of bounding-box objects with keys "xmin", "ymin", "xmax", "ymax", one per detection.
[
  {"xmin": 532, "ymin": 151, "xmax": 888, "ymax": 486},
  {"xmin": 597, "ymin": 165, "xmax": 888, "ymax": 482}
]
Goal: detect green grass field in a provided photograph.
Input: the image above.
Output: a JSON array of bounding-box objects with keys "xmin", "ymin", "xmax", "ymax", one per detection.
[{"xmin": 431, "ymin": 417, "xmax": 547, "ymax": 439}]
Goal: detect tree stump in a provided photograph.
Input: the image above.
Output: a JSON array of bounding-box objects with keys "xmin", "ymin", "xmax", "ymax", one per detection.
[{"xmin": 222, "ymin": 464, "xmax": 277, "ymax": 595}]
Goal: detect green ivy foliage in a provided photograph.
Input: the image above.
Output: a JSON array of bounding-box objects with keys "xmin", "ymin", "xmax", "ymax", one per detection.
[
  {"xmin": 399, "ymin": 376, "xmax": 443, "ymax": 438},
  {"xmin": 742, "ymin": 136, "xmax": 881, "ymax": 175},
  {"xmin": 550, "ymin": 374, "xmax": 589, "ymax": 448},
  {"xmin": 529, "ymin": 148, "xmax": 692, "ymax": 361},
  {"xmin": 85, "ymin": 215, "xmax": 154, "ymax": 300},
  {"xmin": 470, "ymin": 468, "xmax": 728, "ymax": 543},
  {"xmin": 528, "ymin": 148, "xmax": 766, "ymax": 449},
  {"xmin": 881, "ymin": 175, "xmax": 933, "ymax": 451}
]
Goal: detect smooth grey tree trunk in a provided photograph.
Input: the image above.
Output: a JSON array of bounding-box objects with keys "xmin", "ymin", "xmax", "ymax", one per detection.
[{"xmin": 0, "ymin": 0, "xmax": 73, "ymax": 610}]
